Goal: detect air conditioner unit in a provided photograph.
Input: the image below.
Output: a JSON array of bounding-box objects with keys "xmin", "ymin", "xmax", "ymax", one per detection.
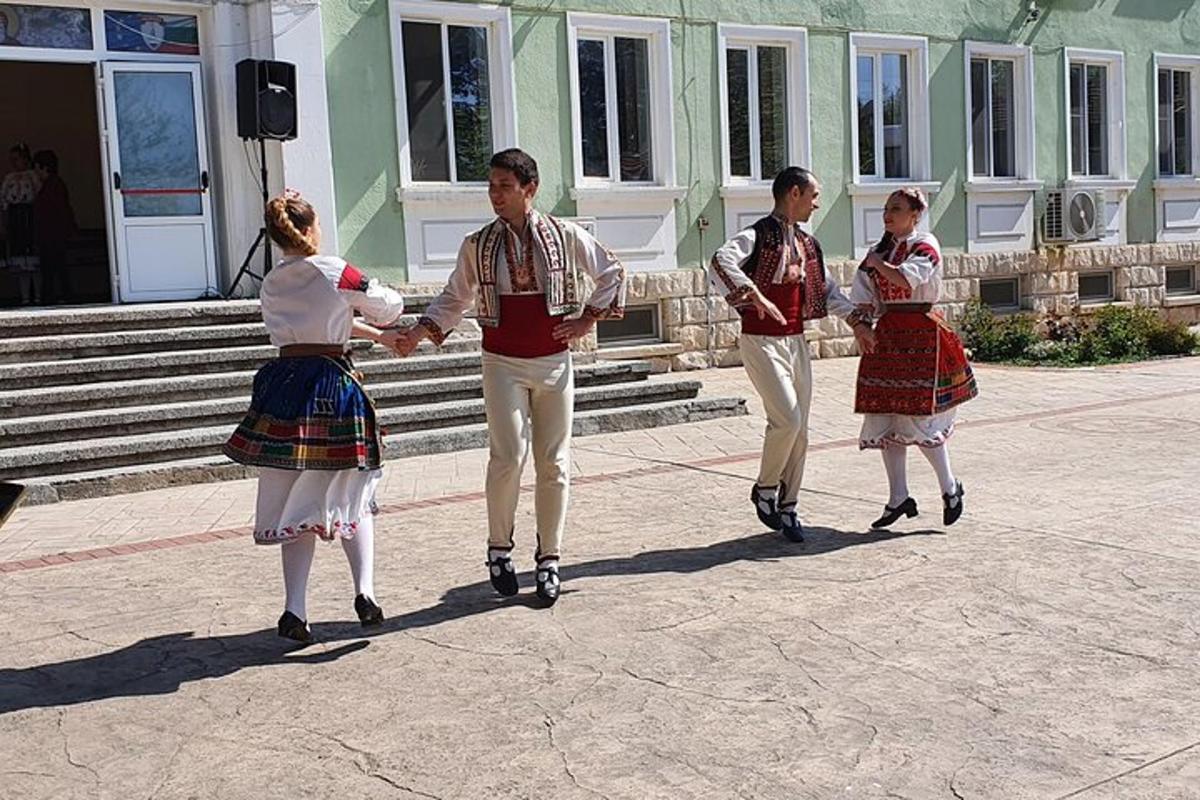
[
  {"xmin": 1040, "ymin": 188, "xmax": 1106, "ymax": 244},
  {"xmin": 563, "ymin": 216, "xmax": 597, "ymax": 236}
]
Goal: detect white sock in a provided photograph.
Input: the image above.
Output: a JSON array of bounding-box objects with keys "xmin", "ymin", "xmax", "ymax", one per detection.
[
  {"xmin": 920, "ymin": 444, "xmax": 959, "ymax": 498},
  {"xmin": 281, "ymin": 532, "xmax": 316, "ymax": 620},
  {"xmin": 488, "ymin": 548, "xmax": 513, "ymax": 563},
  {"xmin": 341, "ymin": 515, "xmax": 375, "ymax": 600},
  {"xmin": 758, "ymin": 485, "xmax": 778, "ymax": 502},
  {"xmin": 882, "ymin": 446, "xmax": 909, "ymax": 508}
]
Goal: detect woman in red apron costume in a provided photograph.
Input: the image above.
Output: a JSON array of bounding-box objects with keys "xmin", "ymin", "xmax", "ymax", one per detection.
[{"xmin": 851, "ymin": 187, "xmax": 978, "ymax": 529}]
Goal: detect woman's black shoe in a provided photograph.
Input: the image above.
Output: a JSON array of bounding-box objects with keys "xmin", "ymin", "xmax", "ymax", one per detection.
[
  {"xmin": 354, "ymin": 594, "xmax": 384, "ymax": 627},
  {"xmin": 943, "ymin": 481, "xmax": 965, "ymax": 526},
  {"xmin": 535, "ymin": 561, "xmax": 560, "ymax": 606},
  {"xmin": 277, "ymin": 611, "xmax": 313, "ymax": 644},
  {"xmin": 871, "ymin": 497, "xmax": 919, "ymax": 529},
  {"xmin": 487, "ymin": 552, "xmax": 519, "ymax": 596},
  {"xmin": 751, "ymin": 483, "xmax": 782, "ymax": 530}
]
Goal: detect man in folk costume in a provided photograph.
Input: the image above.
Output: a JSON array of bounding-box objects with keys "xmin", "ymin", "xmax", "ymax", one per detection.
[
  {"xmin": 709, "ymin": 167, "xmax": 875, "ymax": 542},
  {"xmin": 396, "ymin": 149, "xmax": 626, "ymax": 606}
]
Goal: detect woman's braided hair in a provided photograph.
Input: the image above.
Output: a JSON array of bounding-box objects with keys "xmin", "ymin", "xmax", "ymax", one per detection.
[
  {"xmin": 265, "ymin": 189, "xmax": 317, "ymax": 256},
  {"xmin": 889, "ymin": 186, "xmax": 928, "ymax": 214}
]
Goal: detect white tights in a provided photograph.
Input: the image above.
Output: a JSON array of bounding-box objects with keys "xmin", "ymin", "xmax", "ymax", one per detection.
[
  {"xmin": 881, "ymin": 443, "xmax": 957, "ymax": 507},
  {"xmin": 280, "ymin": 515, "xmax": 376, "ymax": 620}
]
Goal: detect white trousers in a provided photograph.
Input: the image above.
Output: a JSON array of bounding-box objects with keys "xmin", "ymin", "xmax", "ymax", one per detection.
[
  {"xmin": 739, "ymin": 333, "xmax": 813, "ymax": 506},
  {"xmin": 481, "ymin": 350, "xmax": 574, "ymax": 559}
]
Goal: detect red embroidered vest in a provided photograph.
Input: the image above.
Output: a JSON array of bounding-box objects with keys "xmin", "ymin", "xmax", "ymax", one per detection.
[{"xmin": 738, "ymin": 215, "xmax": 829, "ymax": 336}]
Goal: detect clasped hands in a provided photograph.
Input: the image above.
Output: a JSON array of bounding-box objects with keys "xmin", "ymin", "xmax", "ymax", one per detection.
[{"xmin": 374, "ymin": 316, "xmax": 597, "ymax": 358}]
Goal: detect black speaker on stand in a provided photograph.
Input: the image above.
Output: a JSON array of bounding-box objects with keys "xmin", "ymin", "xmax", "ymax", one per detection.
[{"xmin": 225, "ymin": 59, "xmax": 299, "ymax": 299}]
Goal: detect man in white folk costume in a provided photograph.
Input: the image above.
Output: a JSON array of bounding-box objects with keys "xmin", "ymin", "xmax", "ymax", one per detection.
[
  {"xmin": 709, "ymin": 167, "xmax": 876, "ymax": 542},
  {"xmin": 396, "ymin": 149, "xmax": 627, "ymax": 606}
]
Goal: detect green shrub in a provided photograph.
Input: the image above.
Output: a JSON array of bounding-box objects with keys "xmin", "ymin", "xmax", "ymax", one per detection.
[
  {"xmin": 956, "ymin": 301, "xmax": 1198, "ymax": 365},
  {"xmin": 959, "ymin": 299, "xmax": 1038, "ymax": 361}
]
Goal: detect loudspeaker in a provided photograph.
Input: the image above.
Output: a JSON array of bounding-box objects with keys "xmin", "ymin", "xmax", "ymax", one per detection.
[{"xmin": 236, "ymin": 59, "xmax": 297, "ymax": 141}]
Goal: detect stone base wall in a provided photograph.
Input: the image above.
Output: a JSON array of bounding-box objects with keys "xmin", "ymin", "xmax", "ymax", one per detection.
[{"xmin": 398, "ymin": 242, "xmax": 1200, "ymax": 370}]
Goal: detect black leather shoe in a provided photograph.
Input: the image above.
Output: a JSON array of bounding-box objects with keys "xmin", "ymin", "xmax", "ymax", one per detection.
[
  {"xmin": 751, "ymin": 483, "xmax": 782, "ymax": 530},
  {"xmin": 487, "ymin": 552, "xmax": 519, "ymax": 596},
  {"xmin": 871, "ymin": 497, "xmax": 919, "ymax": 529},
  {"xmin": 943, "ymin": 481, "xmax": 965, "ymax": 526},
  {"xmin": 354, "ymin": 594, "xmax": 384, "ymax": 627},
  {"xmin": 535, "ymin": 561, "xmax": 560, "ymax": 606},
  {"xmin": 779, "ymin": 504, "xmax": 805, "ymax": 543},
  {"xmin": 277, "ymin": 611, "xmax": 313, "ymax": 644}
]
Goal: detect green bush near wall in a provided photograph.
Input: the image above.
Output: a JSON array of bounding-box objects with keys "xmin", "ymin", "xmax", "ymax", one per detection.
[{"xmin": 959, "ymin": 301, "xmax": 1200, "ymax": 366}]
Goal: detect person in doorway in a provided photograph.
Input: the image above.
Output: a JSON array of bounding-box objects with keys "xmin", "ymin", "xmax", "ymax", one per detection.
[
  {"xmin": 223, "ymin": 189, "xmax": 408, "ymax": 644},
  {"xmin": 850, "ymin": 187, "xmax": 977, "ymax": 529},
  {"xmin": 394, "ymin": 148, "xmax": 627, "ymax": 606},
  {"xmin": 0, "ymin": 143, "xmax": 42, "ymax": 305},
  {"xmin": 709, "ymin": 166, "xmax": 876, "ymax": 542},
  {"xmin": 32, "ymin": 150, "xmax": 76, "ymax": 305}
]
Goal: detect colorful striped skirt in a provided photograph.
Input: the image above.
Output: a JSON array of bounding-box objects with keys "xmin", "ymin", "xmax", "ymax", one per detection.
[
  {"xmin": 224, "ymin": 356, "xmax": 382, "ymax": 472},
  {"xmin": 854, "ymin": 310, "xmax": 978, "ymax": 418}
]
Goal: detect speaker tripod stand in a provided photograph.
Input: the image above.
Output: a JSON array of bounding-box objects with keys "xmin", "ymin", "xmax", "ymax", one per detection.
[{"xmin": 224, "ymin": 137, "xmax": 272, "ymax": 299}]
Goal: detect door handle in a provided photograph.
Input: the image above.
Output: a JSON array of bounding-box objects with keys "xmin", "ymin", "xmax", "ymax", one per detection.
[
  {"xmin": 113, "ymin": 171, "xmax": 121, "ymax": 190},
  {"xmin": 201, "ymin": 170, "xmax": 209, "ymax": 191}
]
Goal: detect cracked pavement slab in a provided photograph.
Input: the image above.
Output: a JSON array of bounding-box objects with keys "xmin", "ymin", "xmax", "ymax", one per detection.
[{"xmin": 2, "ymin": 358, "xmax": 1200, "ymax": 798}]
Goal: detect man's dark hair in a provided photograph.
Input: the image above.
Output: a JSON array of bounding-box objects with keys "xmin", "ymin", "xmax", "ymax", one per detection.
[
  {"xmin": 771, "ymin": 166, "xmax": 816, "ymax": 201},
  {"xmin": 33, "ymin": 150, "xmax": 59, "ymax": 175},
  {"xmin": 490, "ymin": 148, "xmax": 539, "ymax": 186}
]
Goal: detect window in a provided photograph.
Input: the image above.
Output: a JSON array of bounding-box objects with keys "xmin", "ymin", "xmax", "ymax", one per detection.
[
  {"xmin": 849, "ymin": 34, "xmax": 931, "ymax": 184},
  {"xmin": 1166, "ymin": 266, "xmax": 1196, "ymax": 295},
  {"xmin": 1065, "ymin": 49, "xmax": 1126, "ymax": 180},
  {"xmin": 857, "ymin": 51, "xmax": 909, "ymax": 177},
  {"xmin": 390, "ymin": 2, "xmax": 516, "ymax": 187},
  {"xmin": 0, "ymin": 4, "xmax": 92, "ymax": 49},
  {"xmin": 970, "ymin": 58, "xmax": 1016, "ymax": 178},
  {"xmin": 597, "ymin": 305, "xmax": 660, "ymax": 346},
  {"xmin": 1079, "ymin": 272, "xmax": 1114, "ymax": 302},
  {"xmin": 577, "ymin": 36, "xmax": 652, "ymax": 181},
  {"xmin": 568, "ymin": 14, "xmax": 674, "ymax": 188},
  {"xmin": 724, "ymin": 43, "xmax": 790, "ymax": 180},
  {"xmin": 1159, "ymin": 68, "xmax": 1192, "ymax": 176},
  {"xmin": 979, "ymin": 278, "xmax": 1020, "ymax": 310}
]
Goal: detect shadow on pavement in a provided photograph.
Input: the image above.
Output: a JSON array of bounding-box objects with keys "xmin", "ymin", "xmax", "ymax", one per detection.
[{"xmin": 0, "ymin": 526, "xmax": 938, "ymax": 714}]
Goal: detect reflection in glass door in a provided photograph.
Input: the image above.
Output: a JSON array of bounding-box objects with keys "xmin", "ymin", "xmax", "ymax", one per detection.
[{"xmin": 102, "ymin": 61, "xmax": 217, "ymax": 302}]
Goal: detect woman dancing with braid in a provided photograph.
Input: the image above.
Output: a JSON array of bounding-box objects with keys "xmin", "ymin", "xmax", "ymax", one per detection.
[
  {"xmin": 224, "ymin": 190, "xmax": 407, "ymax": 643},
  {"xmin": 851, "ymin": 187, "xmax": 978, "ymax": 530}
]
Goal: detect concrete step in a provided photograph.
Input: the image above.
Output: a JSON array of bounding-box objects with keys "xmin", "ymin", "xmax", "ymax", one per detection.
[
  {"xmin": 0, "ymin": 300, "xmax": 263, "ymax": 338},
  {"xmin": 0, "ymin": 378, "xmax": 704, "ymax": 477},
  {"xmin": 19, "ymin": 396, "xmax": 748, "ymax": 505},
  {"xmin": 0, "ymin": 360, "xmax": 651, "ymax": 419},
  {"xmin": 0, "ymin": 368, "xmax": 677, "ymax": 448},
  {"xmin": 0, "ymin": 296, "xmax": 441, "ymax": 339},
  {"xmin": 0, "ymin": 337, "xmax": 483, "ymax": 390},
  {"xmin": 0, "ymin": 310, "xmax": 459, "ymax": 364}
]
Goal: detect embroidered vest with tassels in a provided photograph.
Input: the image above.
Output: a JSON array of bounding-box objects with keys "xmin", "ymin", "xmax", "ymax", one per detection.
[
  {"xmin": 474, "ymin": 213, "xmax": 582, "ymax": 327},
  {"xmin": 742, "ymin": 214, "xmax": 829, "ymax": 321}
]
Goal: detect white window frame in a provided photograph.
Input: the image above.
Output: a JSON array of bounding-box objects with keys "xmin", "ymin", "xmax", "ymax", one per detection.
[
  {"xmin": 846, "ymin": 33, "xmax": 938, "ymax": 257},
  {"xmin": 566, "ymin": 12, "xmax": 677, "ymax": 195},
  {"xmin": 848, "ymin": 33, "xmax": 933, "ymax": 185},
  {"xmin": 1064, "ymin": 48, "xmax": 1127, "ymax": 181},
  {"xmin": 1165, "ymin": 265, "xmax": 1197, "ymax": 296},
  {"xmin": 716, "ymin": 24, "xmax": 810, "ymax": 189},
  {"xmin": 1078, "ymin": 270, "xmax": 1116, "ymax": 304},
  {"xmin": 979, "ymin": 277, "xmax": 1022, "ymax": 311},
  {"xmin": 964, "ymin": 41, "xmax": 1035, "ymax": 183},
  {"xmin": 1154, "ymin": 53, "xmax": 1200, "ymax": 180},
  {"xmin": 388, "ymin": 0, "xmax": 517, "ymax": 196}
]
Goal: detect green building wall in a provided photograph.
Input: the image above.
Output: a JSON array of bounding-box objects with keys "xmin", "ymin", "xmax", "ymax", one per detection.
[{"xmin": 322, "ymin": 0, "xmax": 1200, "ymax": 283}]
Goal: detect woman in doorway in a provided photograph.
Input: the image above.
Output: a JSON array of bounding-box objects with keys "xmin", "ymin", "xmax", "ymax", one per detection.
[
  {"xmin": 223, "ymin": 190, "xmax": 407, "ymax": 644},
  {"xmin": 0, "ymin": 143, "xmax": 42, "ymax": 305},
  {"xmin": 32, "ymin": 150, "xmax": 76, "ymax": 305},
  {"xmin": 851, "ymin": 187, "xmax": 978, "ymax": 529}
]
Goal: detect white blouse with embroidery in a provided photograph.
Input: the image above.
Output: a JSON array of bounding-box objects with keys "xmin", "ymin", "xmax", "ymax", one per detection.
[
  {"xmin": 850, "ymin": 230, "xmax": 943, "ymax": 311},
  {"xmin": 260, "ymin": 255, "xmax": 405, "ymax": 347}
]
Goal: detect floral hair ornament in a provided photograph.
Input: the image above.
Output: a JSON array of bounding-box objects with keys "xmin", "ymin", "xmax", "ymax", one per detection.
[{"xmin": 283, "ymin": 187, "xmax": 302, "ymax": 201}]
